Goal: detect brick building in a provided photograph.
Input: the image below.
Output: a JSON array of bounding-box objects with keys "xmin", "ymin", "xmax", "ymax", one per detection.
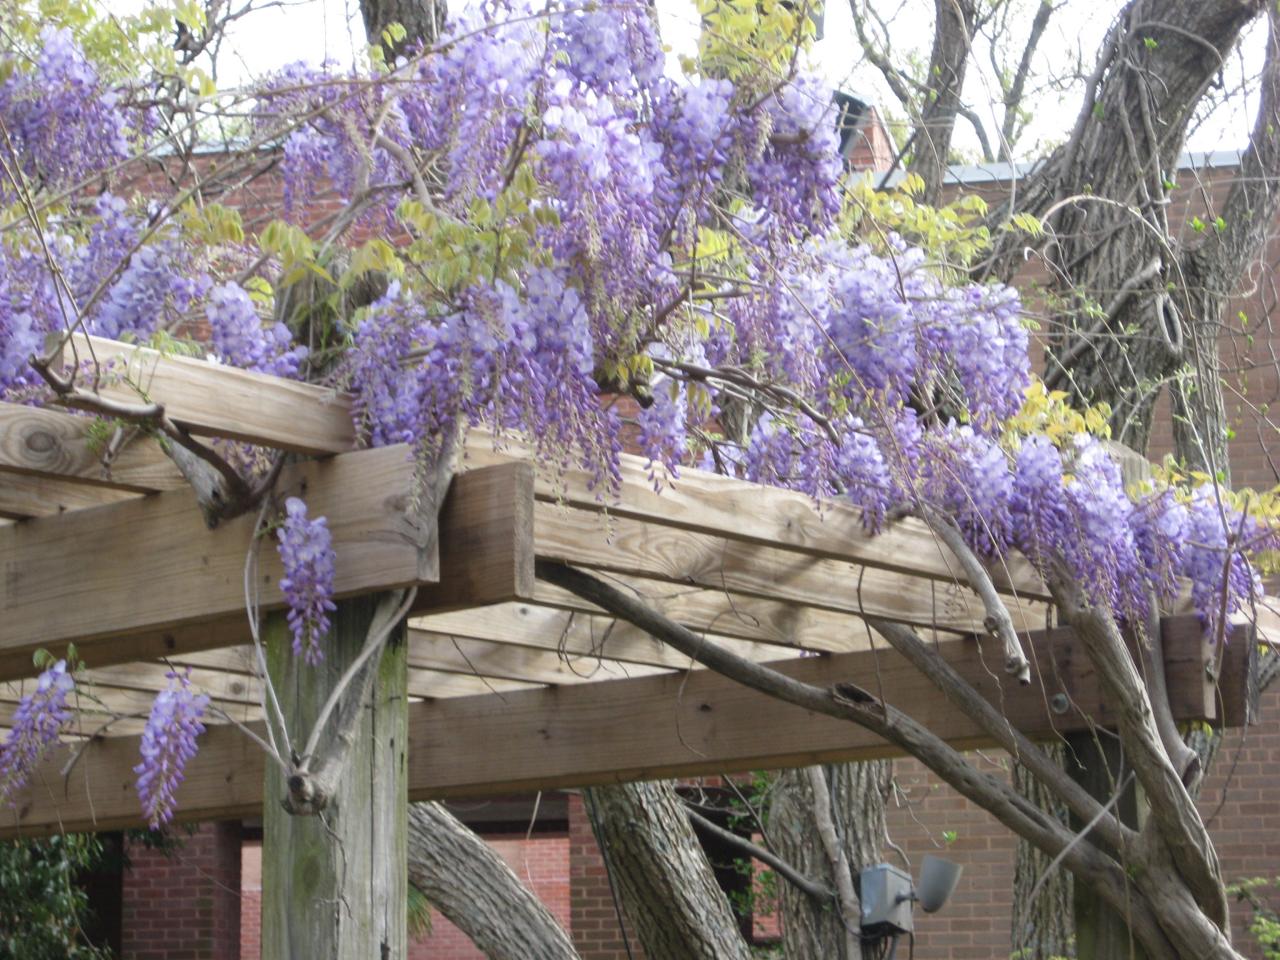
[{"xmin": 87, "ymin": 125, "xmax": 1280, "ymax": 958}]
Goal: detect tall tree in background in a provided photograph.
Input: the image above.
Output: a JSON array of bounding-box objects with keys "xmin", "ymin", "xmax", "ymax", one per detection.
[{"xmin": 855, "ymin": 1, "xmax": 1280, "ymax": 956}]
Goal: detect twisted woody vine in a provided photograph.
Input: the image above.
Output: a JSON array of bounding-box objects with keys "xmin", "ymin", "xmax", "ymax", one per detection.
[{"xmin": 0, "ymin": 0, "xmax": 1275, "ymax": 954}]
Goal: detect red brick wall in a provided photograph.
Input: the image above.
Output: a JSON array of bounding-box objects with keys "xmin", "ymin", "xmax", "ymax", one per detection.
[
  {"xmin": 122, "ymin": 821, "xmax": 242, "ymax": 960},
  {"xmin": 239, "ymin": 841, "xmax": 261, "ymax": 960},
  {"xmin": 235, "ymin": 831, "xmax": 570, "ymax": 959},
  {"xmin": 409, "ymin": 833, "xmax": 573, "ymax": 960},
  {"xmin": 569, "ymin": 794, "xmax": 646, "ymax": 960}
]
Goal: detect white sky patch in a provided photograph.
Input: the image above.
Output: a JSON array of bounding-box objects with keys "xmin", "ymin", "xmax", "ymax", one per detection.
[{"xmin": 106, "ymin": 0, "xmax": 1262, "ymax": 157}]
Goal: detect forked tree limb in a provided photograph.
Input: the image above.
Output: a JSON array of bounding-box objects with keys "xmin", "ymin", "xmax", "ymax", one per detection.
[
  {"xmin": 1048, "ymin": 569, "xmax": 1228, "ymax": 932},
  {"xmin": 866, "ymin": 617, "xmax": 1131, "ymax": 855},
  {"xmin": 535, "ymin": 560, "xmax": 1187, "ymax": 956}
]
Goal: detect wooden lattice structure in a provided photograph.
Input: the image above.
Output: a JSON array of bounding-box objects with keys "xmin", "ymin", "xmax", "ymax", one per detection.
[{"xmin": 0, "ymin": 335, "xmax": 1264, "ymax": 837}]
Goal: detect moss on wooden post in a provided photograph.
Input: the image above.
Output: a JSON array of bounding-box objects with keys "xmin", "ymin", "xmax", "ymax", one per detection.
[{"xmin": 262, "ymin": 595, "xmax": 408, "ymax": 959}]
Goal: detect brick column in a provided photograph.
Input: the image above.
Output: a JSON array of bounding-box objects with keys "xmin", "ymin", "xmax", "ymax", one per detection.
[
  {"xmin": 122, "ymin": 820, "xmax": 242, "ymax": 960},
  {"xmin": 568, "ymin": 793, "xmax": 644, "ymax": 960}
]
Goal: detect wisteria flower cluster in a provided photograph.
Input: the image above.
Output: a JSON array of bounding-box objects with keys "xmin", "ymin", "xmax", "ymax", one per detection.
[
  {"xmin": 1, "ymin": 3, "xmax": 1277, "ymax": 834},
  {"xmin": 134, "ymin": 670, "xmax": 209, "ymax": 829},
  {"xmin": 277, "ymin": 497, "xmax": 338, "ymax": 664},
  {"xmin": 0, "ymin": 660, "xmax": 75, "ymax": 805}
]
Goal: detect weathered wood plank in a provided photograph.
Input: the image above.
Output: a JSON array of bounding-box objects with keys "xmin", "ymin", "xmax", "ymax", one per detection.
[
  {"xmin": 0, "ymin": 403, "xmax": 185, "ymax": 492},
  {"xmin": 66, "ymin": 334, "xmax": 355, "ymax": 455},
  {"xmin": 1, "ymin": 620, "xmax": 1242, "ymax": 836},
  {"xmin": 409, "ymin": 630, "xmax": 668, "ymax": 685},
  {"xmin": 412, "ymin": 461, "xmax": 535, "ymax": 613},
  {"xmin": 534, "ymin": 504, "xmax": 1050, "ymax": 635},
  {"xmin": 262, "ymin": 600, "xmax": 406, "ymax": 958},
  {"xmin": 0, "ymin": 444, "xmax": 436, "ymax": 678},
  {"xmin": 464, "ymin": 434, "xmax": 1050, "ymax": 599},
  {"xmin": 412, "ymin": 602, "xmax": 834, "ymax": 670},
  {"xmin": 0, "ymin": 462, "xmax": 535, "ymax": 682},
  {"xmin": 0, "ymin": 473, "xmax": 139, "ymax": 518}
]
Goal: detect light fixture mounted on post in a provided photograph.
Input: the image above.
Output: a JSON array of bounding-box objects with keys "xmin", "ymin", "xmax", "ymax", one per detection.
[{"xmin": 859, "ymin": 855, "xmax": 964, "ymax": 958}]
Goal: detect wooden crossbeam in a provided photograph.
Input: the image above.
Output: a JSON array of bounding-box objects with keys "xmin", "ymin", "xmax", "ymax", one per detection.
[
  {"xmin": 0, "ymin": 473, "xmax": 138, "ymax": 519},
  {"xmin": 533, "ymin": 504, "xmax": 1048, "ymax": 635},
  {"xmin": 464, "ymin": 437, "xmax": 1049, "ymax": 600},
  {"xmin": 64, "ymin": 335, "xmax": 355, "ymax": 455},
  {"xmin": 409, "ymin": 630, "xmax": 668, "ymax": 684},
  {"xmin": 412, "ymin": 602, "xmax": 835, "ymax": 670},
  {"xmin": 0, "ymin": 445, "xmax": 438, "ymax": 680},
  {"xmin": 0, "ymin": 618, "xmax": 1241, "ymax": 836},
  {"xmin": 0, "ymin": 402, "xmax": 184, "ymax": 492}
]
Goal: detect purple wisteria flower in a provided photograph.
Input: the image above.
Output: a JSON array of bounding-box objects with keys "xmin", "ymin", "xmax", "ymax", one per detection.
[
  {"xmin": 277, "ymin": 497, "xmax": 337, "ymax": 664},
  {"xmin": 0, "ymin": 659, "xmax": 75, "ymax": 804},
  {"xmin": 134, "ymin": 670, "xmax": 209, "ymax": 829}
]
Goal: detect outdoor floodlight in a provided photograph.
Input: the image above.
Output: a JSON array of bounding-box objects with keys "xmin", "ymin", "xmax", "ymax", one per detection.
[
  {"xmin": 859, "ymin": 856, "xmax": 964, "ymax": 957},
  {"xmin": 918, "ymin": 855, "xmax": 964, "ymax": 913}
]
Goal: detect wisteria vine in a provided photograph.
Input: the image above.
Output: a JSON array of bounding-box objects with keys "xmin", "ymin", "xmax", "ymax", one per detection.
[{"xmin": 0, "ymin": 1, "xmax": 1274, "ymax": 828}]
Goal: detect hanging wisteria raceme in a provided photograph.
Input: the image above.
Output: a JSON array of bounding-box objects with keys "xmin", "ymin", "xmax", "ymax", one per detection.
[
  {"xmin": 0, "ymin": 660, "xmax": 75, "ymax": 805},
  {"xmin": 2, "ymin": 7, "xmax": 1278, "ymax": 828},
  {"xmin": 277, "ymin": 497, "xmax": 338, "ymax": 665},
  {"xmin": 134, "ymin": 670, "xmax": 209, "ymax": 829},
  {"xmin": 0, "ymin": 27, "xmax": 132, "ymax": 197}
]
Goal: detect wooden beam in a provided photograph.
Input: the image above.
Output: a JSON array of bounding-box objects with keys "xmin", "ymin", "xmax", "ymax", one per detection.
[
  {"xmin": 0, "ymin": 461, "xmax": 535, "ymax": 683},
  {"xmin": 534, "ymin": 504, "xmax": 1049, "ymax": 635},
  {"xmin": 464, "ymin": 435, "xmax": 1049, "ymax": 600},
  {"xmin": 409, "ymin": 631, "xmax": 668, "ymax": 685},
  {"xmin": 0, "ymin": 444, "xmax": 437, "ymax": 679},
  {"xmin": 65, "ymin": 335, "xmax": 355, "ymax": 455},
  {"xmin": 0, "ymin": 403, "xmax": 185, "ymax": 492},
  {"xmin": 0, "ymin": 618, "xmax": 1243, "ymax": 836},
  {"xmin": 412, "ymin": 602, "xmax": 832, "ymax": 670},
  {"xmin": 0, "ymin": 473, "xmax": 139, "ymax": 519}
]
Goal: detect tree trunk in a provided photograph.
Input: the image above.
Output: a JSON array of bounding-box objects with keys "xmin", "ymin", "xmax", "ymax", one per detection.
[
  {"xmin": 583, "ymin": 780, "xmax": 752, "ymax": 960},
  {"xmin": 990, "ymin": 0, "xmax": 1266, "ymax": 453},
  {"xmin": 361, "ymin": 0, "xmax": 447, "ymax": 56},
  {"xmin": 261, "ymin": 596, "xmax": 408, "ymax": 960},
  {"xmin": 908, "ymin": 0, "xmax": 979, "ymax": 202},
  {"xmin": 1061, "ymin": 733, "xmax": 1150, "ymax": 960},
  {"xmin": 1011, "ymin": 744, "xmax": 1075, "ymax": 960},
  {"xmin": 770, "ymin": 762, "xmax": 892, "ymax": 960},
  {"xmin": 406, "ymin": 802, "xmax": 581, "ymax": 960}
]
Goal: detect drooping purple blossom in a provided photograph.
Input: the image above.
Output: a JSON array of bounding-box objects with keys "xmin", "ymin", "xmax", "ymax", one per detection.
[
  {"xmin": 277, "ymin": 497, "xmax": 337, "ymax": 664},
  {"xmin": 0, "ymin": 27, "xmax": 132, "ymax": 197},
  {"xmin": 205, "ymin": 282, "xmax": 307, "ymax": 377},
  {"xmin": 134, "ymin": 670, "xmax": 209, "ymax": 829},
  {"xmin": 0, "ymin": 660, "xmax": 75, "ymax": 805}
]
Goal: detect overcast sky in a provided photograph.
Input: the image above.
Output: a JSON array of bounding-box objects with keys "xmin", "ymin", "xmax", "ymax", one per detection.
[{"xmin": 144, "ymin": 0, "xmax": 1266, "ymax": 160}]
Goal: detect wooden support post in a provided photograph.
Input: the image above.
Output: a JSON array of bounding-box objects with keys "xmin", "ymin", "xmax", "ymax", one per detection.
[{"xmin": 261, "ymin": 597, "xmax": 408, "ymax": 959}]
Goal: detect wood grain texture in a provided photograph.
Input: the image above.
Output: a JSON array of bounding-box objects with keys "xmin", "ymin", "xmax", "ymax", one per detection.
[
  {"xmin": 67, "ymin": 334, "xmax": 355, "ymax": 454},
  {"xmin": 262, "ymin": 601, "xmax": 407, "ymax": 959},
  {"xmin": 0, "ymin": 622, "xmax": 1240, "ymax": 836},
  {"xmin": 0, "ymin": 402, "xmax": 184, "ymax": 492},
  {"xmin": 534, "ymin": 503, "xmax": 1049, "ymax": 635},
  {"xmin": 0, "ymin": 444, "xmax": 436, "ymax": 676},
  {"xmin": 412, "ymin": 603, "xmax": 830, "ymax": 670},
  {"xmin": 0, "ymin": 473, "xmax": 138, "ymax": 518},
  {"xmin": 463, "ymin": 433, "xmax": 1049, "ymax": 599},
  {"xmin": 413, "ymin": 461, "xmax": 535, "ymax": 613},
  {"xmin": 0, "ymin": 462, "xmax": 533, "ymax": 682}
]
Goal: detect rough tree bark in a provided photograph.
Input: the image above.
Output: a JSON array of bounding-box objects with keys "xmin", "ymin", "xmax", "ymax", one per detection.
[
  {"xmin": 1011, "ymin": 745, "xmax": 1075, "ymax": 960},
  {"xmin": 361, "ymin": 0, "xmax": 448, "ymax": 57},
  {"xmin": 407, "ymin": 803, "xmax": 581, "ymax": 960},
  {"xmin": 582, "ymin": 781, "xmax": 754, "ymax": 960},
  {"xmin": 989, "ymin": 0, "xmax": 1267, "ymax": 452},
  {"xmin": 771, "ymin": 762, "xmax": 892, "ymax": 960},
  {"xmin": 908, "ymin": 0, "xmax": 980, "ymax": 200}
]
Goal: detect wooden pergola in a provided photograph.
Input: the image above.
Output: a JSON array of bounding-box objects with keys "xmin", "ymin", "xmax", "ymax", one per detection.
[{"xmin": 0, "ymin": 334, "xmax": 1261, "ymax": 843}]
